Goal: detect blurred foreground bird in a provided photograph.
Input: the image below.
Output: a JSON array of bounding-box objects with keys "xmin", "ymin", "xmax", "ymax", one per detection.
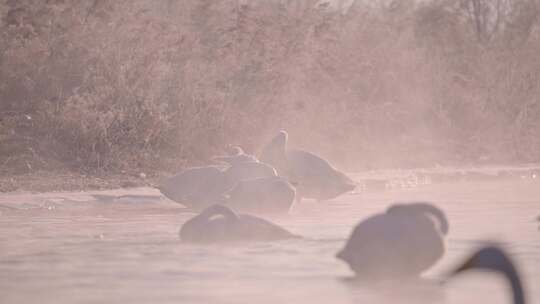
[
  {"xmin": 448, "ymin": 245, "xmax": 525, "ymax": 304},
  {"xmin": 337, "ymin": 202, "xmax": 448, "ymax": 279}
]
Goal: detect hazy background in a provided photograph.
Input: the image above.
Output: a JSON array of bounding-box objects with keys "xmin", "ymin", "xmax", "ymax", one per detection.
[{"xmin": 1, "ymin": 0, "xmax": 540, "ymax": 175}]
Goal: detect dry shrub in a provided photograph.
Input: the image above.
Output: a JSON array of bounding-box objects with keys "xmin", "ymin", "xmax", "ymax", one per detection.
[{"xmin": 1, "ymin": 0, "xmax": 540, "ymax": 175}]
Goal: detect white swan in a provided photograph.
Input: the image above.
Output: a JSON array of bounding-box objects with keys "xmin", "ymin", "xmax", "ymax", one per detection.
[
  {"xmin": 179, "ymin": 204, "xmax": 300, "ymax": 243},
  {"xmin": 449, "ymin": 245, "xmax": 525, "ymax": 304},
  {"xmin": 158, "ymin": 166, "xmax": 230, "ymax": 211},
  {"xmin": 260, "ymin": 130, "xmax": 356, "ymax": 202},
  {"xmin": 223, "ymin": 161, "xmax": 278, "ymax": 186},
  {"xmin": 225, "ymin": 176, "xmax": 296, "ymax": 216},
  {"xmin": 212, "ymin": 146, "xmax": 259, "ymax": 165},
  {"xmin": 337, "ymin": 202, "xmax": 448, "ymax": 279},
  {"xmin": 159, "ymin": 159, "xmax": 280, "ymax": 210}
]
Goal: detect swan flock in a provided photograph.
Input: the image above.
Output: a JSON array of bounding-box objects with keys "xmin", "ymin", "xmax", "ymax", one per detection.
[{"xmin": 158, "ymin": 130, "xmax": 527, "ymax": 303}]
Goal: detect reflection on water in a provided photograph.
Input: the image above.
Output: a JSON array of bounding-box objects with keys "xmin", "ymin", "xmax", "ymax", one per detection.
[{"xmin": 0, "ymin": 178, "xmax": 539, "ymax": 303}]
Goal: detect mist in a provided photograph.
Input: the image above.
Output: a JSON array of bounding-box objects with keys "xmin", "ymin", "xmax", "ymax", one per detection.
[{"xmin": 1, "ymin": 2, "xmax": 540, "ymax": 304}]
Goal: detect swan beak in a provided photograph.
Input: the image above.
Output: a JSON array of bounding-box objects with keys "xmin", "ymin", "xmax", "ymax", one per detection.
[
  {"xmin": 440, "ymin": 260, "xmax": 473, "ymax": 285},
  {"xmin": 446, "ymin": 255, "xmax": 479, "ymax": 282},
  {"xmin": 450, "ymin": 259, "xmax": 474, "ymax": 278}
]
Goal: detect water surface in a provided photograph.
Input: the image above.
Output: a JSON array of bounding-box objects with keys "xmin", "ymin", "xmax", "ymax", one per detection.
[{"xmin": 1, "ymin": 177, "xmax": 539, "ymax": 304}]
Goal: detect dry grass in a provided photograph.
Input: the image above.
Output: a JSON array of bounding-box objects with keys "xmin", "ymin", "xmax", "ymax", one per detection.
[{"xmin": 1, "ymin": 0, "xmax": 540, "ymax": 180}]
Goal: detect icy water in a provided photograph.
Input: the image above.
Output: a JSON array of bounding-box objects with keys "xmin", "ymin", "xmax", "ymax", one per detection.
[{"xmin": 1, "ymin": 177, "xmax": 539, "ymax": 304}]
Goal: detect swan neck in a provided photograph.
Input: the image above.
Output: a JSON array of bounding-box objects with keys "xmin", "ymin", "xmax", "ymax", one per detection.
[{"xmin": 507, "ymin": 267, "xmax": 525, "ymax": 304}]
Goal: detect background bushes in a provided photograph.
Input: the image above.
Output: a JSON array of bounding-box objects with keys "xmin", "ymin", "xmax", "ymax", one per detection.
[{"xmin": 1, "ymin": 0, "xmax": 540, "ymax": 175}]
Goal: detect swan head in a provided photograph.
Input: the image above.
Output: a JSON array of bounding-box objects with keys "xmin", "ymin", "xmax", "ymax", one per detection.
[
  {"xmin": 449, "ymin": 245, "xmax": 526, "ymax": 304},
  {"xmin": 451, "ymin": 246, "xmax": 518, "ymax": 276}
]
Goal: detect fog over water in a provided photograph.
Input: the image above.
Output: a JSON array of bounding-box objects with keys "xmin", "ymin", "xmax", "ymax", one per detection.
[
  {"xmin": 2, "ymin": 1, "xmax": 540, "ymax": 303},
  {"xmin": 1, "ymin": 175, "xmax": 539, "ymax": 304}
]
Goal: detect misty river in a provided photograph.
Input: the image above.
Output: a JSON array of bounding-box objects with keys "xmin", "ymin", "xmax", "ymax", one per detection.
[{"xmin": 1, "ymin": 170, "xmax": 539, "ymax": 304}]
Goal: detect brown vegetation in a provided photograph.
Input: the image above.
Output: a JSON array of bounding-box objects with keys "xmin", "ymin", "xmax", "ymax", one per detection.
[{"xmin": 1, "ymin": 0, "xmax": 540, "ymax": 183}]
